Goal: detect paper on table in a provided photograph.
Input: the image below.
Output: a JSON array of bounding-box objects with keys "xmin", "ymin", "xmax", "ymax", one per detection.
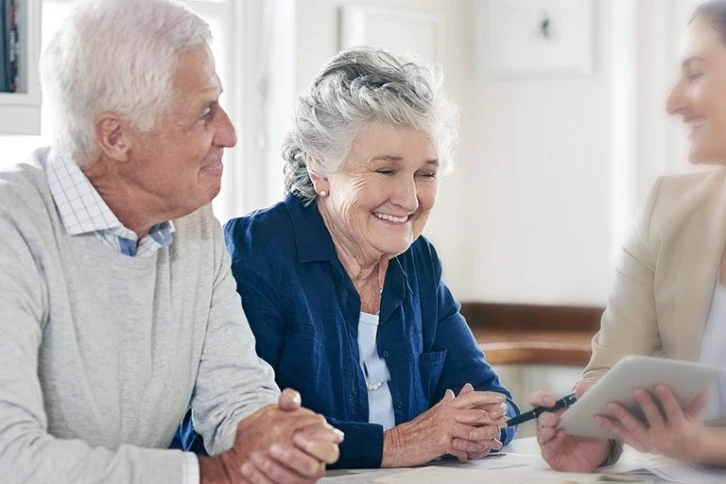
[{"xmin": 374, "ymin": 466, "xmax": 605, "ymax": 484}]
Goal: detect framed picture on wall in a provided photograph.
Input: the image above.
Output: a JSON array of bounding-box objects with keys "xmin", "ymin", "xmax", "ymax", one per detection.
[
  {"xmin": 476, "ymin": 0, "xmax": 594, "ymax": 78},
  {"xmin": 339, "ymin": 5, "xmax": 445, "ymax": 64}
]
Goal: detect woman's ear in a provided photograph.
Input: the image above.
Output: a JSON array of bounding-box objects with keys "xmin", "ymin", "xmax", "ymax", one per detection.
[{"xmin": 307, "ymin": 165, "xmax": 330, "ymax": 197}]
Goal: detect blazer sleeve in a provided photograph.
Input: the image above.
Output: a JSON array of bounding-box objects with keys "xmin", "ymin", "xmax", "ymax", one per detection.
[
  {"xmin": 580, "ymin": 177, "xmax": 665, "ymax": 467},
  {"xmin": 581, "ymin": 176, "xmax": 665, "ymax": 384}
]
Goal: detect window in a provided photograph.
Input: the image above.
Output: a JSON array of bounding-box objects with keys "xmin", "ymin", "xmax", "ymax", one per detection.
[{"xmin": 0, "ymin": 0, "xmax": 241, "ymax": 223}]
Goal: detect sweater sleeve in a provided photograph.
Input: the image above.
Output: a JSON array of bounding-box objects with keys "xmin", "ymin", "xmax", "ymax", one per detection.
[
  {"xmin": 0, "ymin": 213, "xmax": 188, "ymax": 484},
  {"xmin": 188, "ymin": 213, "xmax": 280, "ymax": 456}
]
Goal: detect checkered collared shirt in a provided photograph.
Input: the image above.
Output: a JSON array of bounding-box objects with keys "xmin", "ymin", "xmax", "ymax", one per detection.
[{"xmin": 46, "ymin": 152, "xmax": 175, "ymax": 257}]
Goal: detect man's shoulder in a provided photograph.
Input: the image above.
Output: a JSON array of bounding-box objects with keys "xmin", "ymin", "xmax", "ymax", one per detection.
[{"xmin": 0, "ymin": 148, "xmax": 54, "ymax": 219}]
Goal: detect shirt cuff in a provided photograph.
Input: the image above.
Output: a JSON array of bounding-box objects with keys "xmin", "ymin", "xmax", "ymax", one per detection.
[{"xmin": 182, "ymin": 452, "xmax": 200, "ymax": 484}]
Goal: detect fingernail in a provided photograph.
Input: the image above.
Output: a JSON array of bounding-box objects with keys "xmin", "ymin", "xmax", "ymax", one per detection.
[
  {"xmin": 240, "ymin": 463, "xmax": 253, "ymax": 476},
  {"xmin": 270, "ymin": 444, "xmax": 284, "ymax": 457},
  {"xmin": 335, "ymin": 429, "xmax": 345, "ymax": 442}
]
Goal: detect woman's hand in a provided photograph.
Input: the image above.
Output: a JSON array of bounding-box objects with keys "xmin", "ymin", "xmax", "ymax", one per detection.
[
  {"xmin": 381, "ymin": 388, "xmax": 507, "ymax": 467},
  {"xmin": 595, "ymin": 384, "xmax": 710, "ymax": 462},
  {"xmin": 454, "ymin": 383, "xmax": 509, "ymax": 460},
  {"xmin": 535, "ymin": 382, "xmax": 611, "ymax": 473}
]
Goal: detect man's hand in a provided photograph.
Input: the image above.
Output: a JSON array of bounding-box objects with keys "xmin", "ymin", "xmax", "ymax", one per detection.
[
  {"xmin": 534, "ymin": 381, "xmax": 610, "ymax": 473},
  {"xmin": 200, "ymin": 388, "xmax": 343, "ymax": 484}
]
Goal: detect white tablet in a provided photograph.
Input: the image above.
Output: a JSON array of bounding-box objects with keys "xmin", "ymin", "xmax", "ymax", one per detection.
[{"xmin": 557, "ymin": 355, "xmax": 722, "ymax": 439}]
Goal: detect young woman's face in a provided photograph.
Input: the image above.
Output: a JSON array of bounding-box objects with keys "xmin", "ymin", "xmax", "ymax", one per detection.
[{"xmin": 667, "ymin": 17, "xmax": 726, "ymax": 164}]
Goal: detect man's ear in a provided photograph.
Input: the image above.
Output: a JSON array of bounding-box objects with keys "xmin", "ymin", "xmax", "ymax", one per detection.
[{"xmin": 94, "ymin": 112, "xmax": 131, "ymax": 162}]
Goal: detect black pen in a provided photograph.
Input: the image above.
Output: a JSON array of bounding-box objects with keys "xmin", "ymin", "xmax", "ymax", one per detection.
[{"xmin": 504, "ymin": 393, "xmax": 577, "ymax": 427}]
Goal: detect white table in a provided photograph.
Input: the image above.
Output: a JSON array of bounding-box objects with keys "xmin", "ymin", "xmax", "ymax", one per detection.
[{"xmin": 322, "ymin": 437, "xmax": 725, "ymax": 483}]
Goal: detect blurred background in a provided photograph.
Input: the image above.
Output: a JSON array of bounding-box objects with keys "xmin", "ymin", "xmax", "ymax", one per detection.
[{"xmin": 0, "ymin": 0, "xmax": 706, "ymax": 436}]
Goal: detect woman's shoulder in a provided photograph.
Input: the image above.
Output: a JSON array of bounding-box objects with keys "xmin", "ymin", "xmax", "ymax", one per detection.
[
  {"xmin": 657, "ymin": 167, "xmax": 726, "ymax": 197},
  {"xmin": 648, "ymin": 168, "xmax": 726, "ymax": 221},
  {"xmin": 223, "ymin": 200, "xmax": 295, "ymax": 260}
]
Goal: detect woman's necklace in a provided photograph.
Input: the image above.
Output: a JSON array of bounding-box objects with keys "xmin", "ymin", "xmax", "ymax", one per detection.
[{"xmin": 366, "ymin": 283, "xmax": 385, "ymax": 391}]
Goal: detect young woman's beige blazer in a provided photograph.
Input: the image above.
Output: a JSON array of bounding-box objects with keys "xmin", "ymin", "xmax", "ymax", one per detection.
[{"xmin": 582, "ymin": 167, "xmax": 726, "ymax": 389}]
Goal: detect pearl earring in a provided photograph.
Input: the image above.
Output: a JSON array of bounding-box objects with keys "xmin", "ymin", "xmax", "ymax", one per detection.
[{"xmin": 319, "ymin": 190, "xmax": 328, "ymax": 197}]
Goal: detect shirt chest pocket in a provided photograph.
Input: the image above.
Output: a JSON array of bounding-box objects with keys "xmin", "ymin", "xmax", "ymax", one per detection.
[{"xmin": 418, "ymin": 349, "xmax": 447, "ymax": 403}]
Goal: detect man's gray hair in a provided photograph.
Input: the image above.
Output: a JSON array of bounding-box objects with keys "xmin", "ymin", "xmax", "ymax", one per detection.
[
  {"xmin": 40, "ymin": 0, "xmax": 212, "ymax": 166},
  {"xmin": 283, "ymin": 46, "xmax": 460, "ymax": 204}
]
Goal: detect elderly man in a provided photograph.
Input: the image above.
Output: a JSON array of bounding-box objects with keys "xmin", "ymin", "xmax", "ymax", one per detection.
[{"xmin": 0, "ymin": 0, "xmax": 341, "ymax": 483}]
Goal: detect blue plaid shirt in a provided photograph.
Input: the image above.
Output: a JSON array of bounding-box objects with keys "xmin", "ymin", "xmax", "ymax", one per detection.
[{"xmin": 47, "ymin": 151, "xmax": 174, "ymax": 257}]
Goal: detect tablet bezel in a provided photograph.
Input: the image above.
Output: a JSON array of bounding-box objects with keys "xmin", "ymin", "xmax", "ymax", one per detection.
[{"xmin": 557, "ymin": 355, "xmax": 721, "ymax": 439}]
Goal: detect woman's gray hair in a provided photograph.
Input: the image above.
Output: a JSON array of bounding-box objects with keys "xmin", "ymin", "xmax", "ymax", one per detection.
[
  {"xmin": 40, "ymin": 0, "xmax": 211, "ymax": 166},
  {"xmin": 283, "ymin": 46, "xmax": 460, "ymax": 204}
]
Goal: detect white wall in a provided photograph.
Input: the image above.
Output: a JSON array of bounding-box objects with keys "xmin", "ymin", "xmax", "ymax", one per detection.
[{"xmin": 280, "ymin": 0, "xmax": 700, "ymax": 306}]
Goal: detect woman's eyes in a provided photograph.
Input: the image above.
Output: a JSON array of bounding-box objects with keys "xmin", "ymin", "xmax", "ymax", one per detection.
[{"xmin": 375, "ymin": 169, "xmax": 437, "ymax": 179}]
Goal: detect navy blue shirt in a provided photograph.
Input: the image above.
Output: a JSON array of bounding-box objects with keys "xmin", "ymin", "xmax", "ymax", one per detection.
[{"xmin": 175, "ymin": 194, "xmax": 519, "ymax": 467}]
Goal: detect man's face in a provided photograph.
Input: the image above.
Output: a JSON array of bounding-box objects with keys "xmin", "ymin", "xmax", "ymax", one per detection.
[{"xmin": 122, "ymin": 45, "xmax": 236, "ymax": 219}]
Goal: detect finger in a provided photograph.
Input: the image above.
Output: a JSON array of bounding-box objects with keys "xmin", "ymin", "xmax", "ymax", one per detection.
[
  {"xmin": 653, "ymin": 384, "xmax": 685, "ymax": 424},
  {"xmin": 452, "ymin": 391, "xmax": 506, "ymax": 409},
  {"xmin": 452, "ymin": 422, "xmax": 500, "ymax": 442},
  {"xmin": 454, "ymin": 408, "xmax": 506, "ymax": 426},
  {"xmin": 537, "ymin": 411, "xmax": 560, "ymax": 429},
  {"xmin": 685, "ymin": 390, "xmax": 710, "ymax": 418},
  {"xmin": 240, "ymin": 458, "xmax": 275, "ymax": 484},
  {"xmin": 437, "ymin": 389, "xmax": 456, "ymax": 406},
  {"xmin": 448, "ymin": 450, "xmax": 469, "ymax": 463},
  {"xmin": 458, "ymin": 383, "xmax": 474, "ymax": 396},
  {"xmin": 266, "ymin": 445, "xmax": 326, "ymax": 480},
  {"xmin": 527, "ymin": 391, "xmax": 557, "ymax": 407},
  {"xmin": 634, "ymin": 388, "xmax": 666, "ymax": 435},
  {"xmin": 296, "ymin": 423, "xmax": 345, "ymax": 445},
  {"xmin": 467, "ymin": 438, "xmax": 502, "ymax": 460},
  {"xmin": 596, "ymin": 416, "xmax": 647, "ymax": 454},
  {"xmin": 575, "ymin": 381, "xmax": 592, "ymax": 399},
  {"xmin": 451, "ymin": 438, "xmax": 488, "ymax": 454},
  {"xmin": 294, "ymin": 431, "xmax": 340, "ymax": 464},
  {"xmin": 278, "ymin": 388, "xmax": 302, "ymax": 411},
  {"xmin": 606, "ymin": 401, "xmax": 650, "ymax": 443},
  {"xmin": 467, "ymin": 448, "xmax": 493, "ymax": 460},
  {"xmin": 537, "ymin": 425, "xmax": 558, "ymax": 447}
]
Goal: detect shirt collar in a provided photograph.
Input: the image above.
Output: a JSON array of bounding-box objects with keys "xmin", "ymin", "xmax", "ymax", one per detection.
[
  {"xmin": 46, "ymin": 150, "xmax": 175, "ymax": 240},
  {"xmin": 283, "ymin": 193, "xmax": 413, "ymax": 319},
  {"xmin": 284, "ymin": 193, "xmax": 338, "ymax": 263}
]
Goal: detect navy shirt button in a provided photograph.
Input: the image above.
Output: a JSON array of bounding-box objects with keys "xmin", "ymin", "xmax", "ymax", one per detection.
[
  {"xmin": 395, "ymin": 402, "xmax": 403, "ymax": 410},
  {"xmin": 382, "ymin": 350, "xmax": 390, "ymax": 358}
]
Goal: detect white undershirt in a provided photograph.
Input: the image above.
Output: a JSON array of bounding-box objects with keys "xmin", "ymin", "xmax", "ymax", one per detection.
[
  {"xmin": 699, "ymin": 282, "xmax": 726, "ymax": 421},
  {"xmin": 357, "ymin": 312, "xmax": 396, "ymax": 430}
]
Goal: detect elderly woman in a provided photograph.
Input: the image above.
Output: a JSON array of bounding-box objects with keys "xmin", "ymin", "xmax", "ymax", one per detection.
[
  {"xmin": 532, "ymin": 0, "xmax": 726, "ymax": 473},
  {"xmin": 178, "ymin": 46, "xmax": 519, "ymax": 468}
]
